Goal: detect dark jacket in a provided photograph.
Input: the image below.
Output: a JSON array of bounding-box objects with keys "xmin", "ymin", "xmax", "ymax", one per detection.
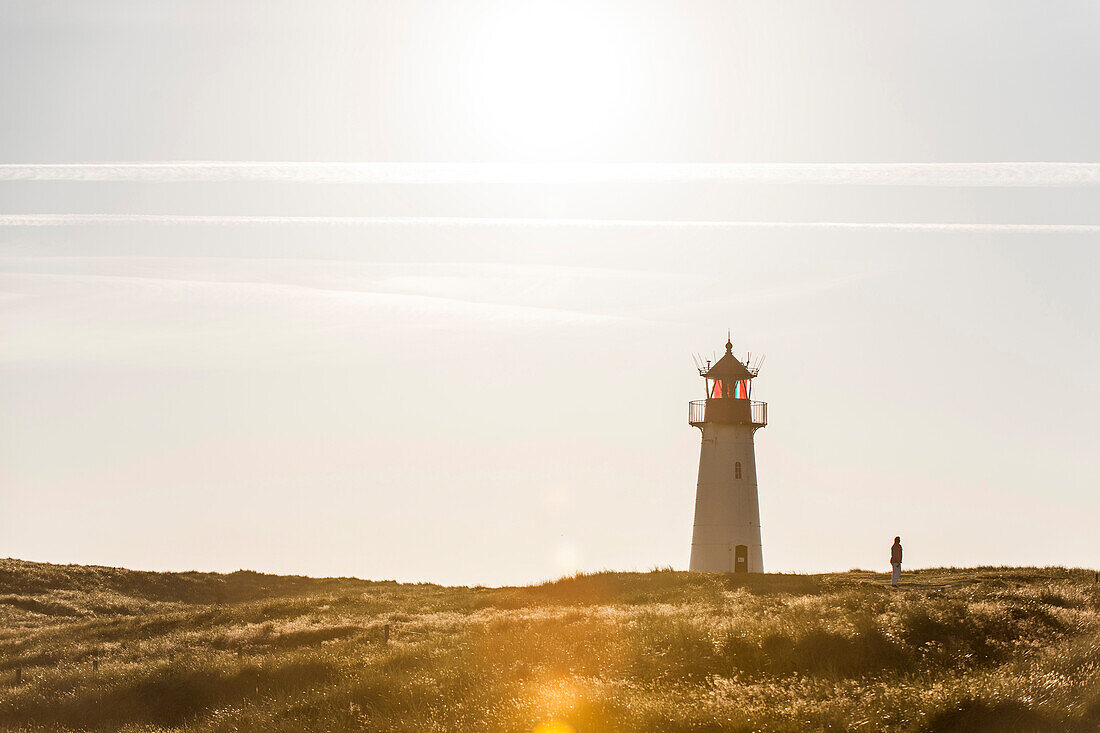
[{"xmin": 890, "ymin": 543, "xmax": 903, "ymax": 564}]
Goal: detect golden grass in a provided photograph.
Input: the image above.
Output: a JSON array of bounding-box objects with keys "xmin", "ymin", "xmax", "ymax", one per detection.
[{"xmin": 1, "ymin": 560, "xmax": 1097, "ymax": 732}]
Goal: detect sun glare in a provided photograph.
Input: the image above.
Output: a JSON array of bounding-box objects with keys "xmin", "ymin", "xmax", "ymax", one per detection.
[
  {"xmin": 464, "ymin": 1, "xmax": 638, "ymax": 160},
  {"xmin": 553, "ymin": 538, "xmax": 582, "ymax": 575},
  {"xmin": 531, "ymin": 721, "xmax": 576, "ymax": 733},
  {"xmin": 529, "ymin": 678, "xmax": 583, "ymax": 732}
]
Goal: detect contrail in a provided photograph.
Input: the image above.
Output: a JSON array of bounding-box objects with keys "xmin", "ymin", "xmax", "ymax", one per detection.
[
  {"xmin": 0, "ymin": 214, "xmax": 1096, "ymax": 233},
  {"xmin": 1, "ymin": 162, "xmax": 1098, "ymax": 186}
]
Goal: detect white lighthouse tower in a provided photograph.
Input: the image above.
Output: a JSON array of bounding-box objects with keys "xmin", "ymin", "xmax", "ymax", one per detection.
[{"xmin": 688, "ymin": 335, "xmax": 768, "ymax": 573}]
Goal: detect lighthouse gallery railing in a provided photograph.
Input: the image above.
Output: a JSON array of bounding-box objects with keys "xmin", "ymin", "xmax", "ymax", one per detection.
[{"xmin": 688, "ymin": 399, "xmax": 767, "ymax": 427}]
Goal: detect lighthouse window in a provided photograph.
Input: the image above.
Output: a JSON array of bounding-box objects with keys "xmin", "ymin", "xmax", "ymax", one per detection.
[{"xmin": 735, "ymin": 462, "xmax": 742, "ymax": 479}]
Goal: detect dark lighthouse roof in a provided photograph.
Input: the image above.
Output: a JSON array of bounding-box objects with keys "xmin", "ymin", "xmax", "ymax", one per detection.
[{"xmin": 702, "ymin": 337, "xmax": 755, "ymax": 381}]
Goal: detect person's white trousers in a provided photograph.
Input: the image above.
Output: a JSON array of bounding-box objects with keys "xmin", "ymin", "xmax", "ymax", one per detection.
[{"xmin": 891, "ymin": 563, "xmax": 901, "ymax": 586}]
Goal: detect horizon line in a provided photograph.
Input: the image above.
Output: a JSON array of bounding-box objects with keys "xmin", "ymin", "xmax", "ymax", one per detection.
[
  {"xmin": 1, "ymin": 214, "xmax": 1097, "ymax": 233},
  {"xmin": 1, "ymin": 161, "xmax": 1099, "ymax": 186}
]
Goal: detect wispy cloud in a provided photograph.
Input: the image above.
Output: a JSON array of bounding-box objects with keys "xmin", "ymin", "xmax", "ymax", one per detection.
[
  {"xmin": 0, "ymin": 269, "xmax": 639, "ymax": 369},
  {"xmin": 1, "ymin": 162, "xmax": 1098, "ymax": 186},
  {"xmin": 0, "ymin": 214, "xmax": 1096, "ymax": 233},
  {"xmin": 0, "ymin": 259, "xmax": 664, "ymax": 360}
]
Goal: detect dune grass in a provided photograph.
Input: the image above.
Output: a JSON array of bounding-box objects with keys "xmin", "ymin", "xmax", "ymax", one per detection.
[{"xmin": 1, "ymin": 560, "xmax": 1098, "ymax": 732}]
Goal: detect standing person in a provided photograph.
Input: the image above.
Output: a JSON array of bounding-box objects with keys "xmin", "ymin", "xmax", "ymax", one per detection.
[{"xmin": 890, "ymin": 536, "xmax": 903, "ymax": 587}]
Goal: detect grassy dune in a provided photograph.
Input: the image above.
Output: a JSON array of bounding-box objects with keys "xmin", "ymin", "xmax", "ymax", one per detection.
[{"xmin": 1, "ymin": 560, "xmax": 1098, "ymax": 732}]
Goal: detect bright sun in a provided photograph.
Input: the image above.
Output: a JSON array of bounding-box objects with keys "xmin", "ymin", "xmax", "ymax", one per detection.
[{"xmin": 463, "ymin": 1, "xmax": 639, "ymax": 160}]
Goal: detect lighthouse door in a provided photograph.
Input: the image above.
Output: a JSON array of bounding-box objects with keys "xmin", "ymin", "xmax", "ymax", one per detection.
[{"xmin": 734, "ymin": 545, "xmax": 749, "ymax": 573}]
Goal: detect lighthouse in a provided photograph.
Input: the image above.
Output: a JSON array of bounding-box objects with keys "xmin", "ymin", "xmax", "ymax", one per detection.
[{"xmin": 688, "ymin": 336, "xmax": 767, "ymax": 573}]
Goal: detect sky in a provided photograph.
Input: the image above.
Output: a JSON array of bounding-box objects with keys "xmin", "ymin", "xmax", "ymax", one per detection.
[{"xmin": 1, "ymin": 1, "xmax": 1098, "ymax": 586}]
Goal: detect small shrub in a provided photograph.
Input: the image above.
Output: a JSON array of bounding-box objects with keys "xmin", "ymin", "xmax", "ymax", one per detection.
[{"xmin": 920, "ymin": 700, "xmax": 1053, "ymax": 733}]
